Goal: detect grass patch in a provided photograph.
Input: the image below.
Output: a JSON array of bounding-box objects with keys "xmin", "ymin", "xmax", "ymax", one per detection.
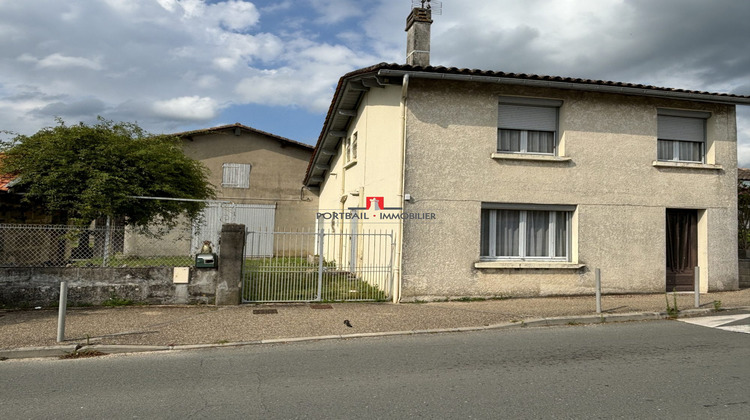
[
  {"xmin": 451, "ymin": 297, "xmax": 486, "ymax": 302},
  {"xmin": 101, "ymin": 295, "xmax": 134, "ymax": 307},
  {"xmin": 713, "ymin": 300, "xmax": 723, "ymax": 311},
  {"xmin": 60, "ymin": 349, "xmax": 108, "ymax": 359},
  {"xmin": 665, "ymin": 290, "xmax": 679, "ymax": 318},
  {"xmin": 71, "ymin": 255, "xmax": 194, "ymax": 268},
  {"xmin": 242, "ymin": 257, "xmax": 386, "ymax": 302}
]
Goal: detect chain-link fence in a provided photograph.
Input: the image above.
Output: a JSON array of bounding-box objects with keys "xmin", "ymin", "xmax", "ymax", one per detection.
[{"xmin": 0, "ymin": 223, "xmax": 196, "ymax": 267}]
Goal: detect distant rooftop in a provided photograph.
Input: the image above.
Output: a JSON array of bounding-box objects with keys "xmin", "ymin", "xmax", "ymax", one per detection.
[{"xmin": 173, "ymin": 123, "xmax": 313, "ymax": 150}]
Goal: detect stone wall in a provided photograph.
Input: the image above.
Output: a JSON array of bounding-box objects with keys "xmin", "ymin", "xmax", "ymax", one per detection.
[
  {"xmin": 0, "ymin": 224, "xmax": 248, "ymax": 308},
  {"xmin": 0, "ymin": 266, "xmax": 218, "ymax": 308}
]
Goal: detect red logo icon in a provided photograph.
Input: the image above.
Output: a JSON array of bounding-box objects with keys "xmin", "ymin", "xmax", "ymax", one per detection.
[{"xmin": 366, "ymin": 197, "xmax": 384, "ymax": 211}]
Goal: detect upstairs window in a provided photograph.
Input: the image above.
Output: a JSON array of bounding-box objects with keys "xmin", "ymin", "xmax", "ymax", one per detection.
[
  {"xmin": 346, "ymin": 132, "xmax": 358, "ymax": 163},
  {"xmin": 498, "ymin": 97, "xmax": 562, "ymax": 155},
  {"xmin": 222, "ymin": 163, "xmax": 251, "ymax": 188},
  {"xmin": 480, "ymin": 204, "xmax": 573, "ymax": 261},
  {"xmin": 657, "ymin": 109, "xmax": 710, "ymax": 163}
]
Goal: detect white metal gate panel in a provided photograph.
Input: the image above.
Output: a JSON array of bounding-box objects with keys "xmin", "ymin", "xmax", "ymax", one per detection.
[
  {"xmin": 242, "ymin": 229, "xmax": 394, "ymax": 303},
  {"xmin": 192, "ymin": 203, "xmax": 275, "ymax": 255}
]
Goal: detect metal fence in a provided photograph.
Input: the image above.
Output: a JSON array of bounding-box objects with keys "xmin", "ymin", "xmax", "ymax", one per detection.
[
  {"xmin": 0, "ymin": 223, "xmax": 195, "ymax": 268},
  {"xmin": 242, "ymin": 229, "xmax": 395, "ymax": 302}
]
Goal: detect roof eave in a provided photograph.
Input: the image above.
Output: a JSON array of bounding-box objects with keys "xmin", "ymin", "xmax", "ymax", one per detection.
[
  {"xmin": 174, "ymin": 123, "xmax": 313, "ymax": 151},
  {"xmin": 304, "ymin": 68, "xmax": 396, "ymax": 188},
  {"xmin": 377, "ymin": 69, "xmax": 750, "ymax": 106}
]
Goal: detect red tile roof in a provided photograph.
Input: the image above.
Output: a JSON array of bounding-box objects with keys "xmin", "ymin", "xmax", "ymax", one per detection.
[
  {"xmin": 0, "ymin": 173, "xmax": 15, "ymax": 192},
  {"xmin": 0, "ymin": 154, "xmax": 15, "ymax": 191},
  {"xmin": 172, "ymin": 123, "xmax": 313, "ymax": 150}
]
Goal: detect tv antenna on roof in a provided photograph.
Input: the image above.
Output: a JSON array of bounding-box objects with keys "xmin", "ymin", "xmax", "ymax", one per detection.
[{"xmin": 412, "ymin": 0, "xmax": 442, "ymax": 15}]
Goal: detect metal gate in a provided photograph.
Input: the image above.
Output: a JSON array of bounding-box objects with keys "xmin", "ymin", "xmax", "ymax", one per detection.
[
  {"xmin": 242, "ymin": 229, "xmax": 395, "ymax": 302},
  {"xmin": 192, "ymin": 203, "xmax": 275, "ymax": 255}
]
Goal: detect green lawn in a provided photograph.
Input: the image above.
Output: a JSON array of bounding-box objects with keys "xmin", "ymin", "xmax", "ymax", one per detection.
[
  {"xmin": 242, "ymin": 257, "xmax": 387, "ymax": 302},
  {"xmin": 71, "ymin": 255, "xmax": 194, "ymax": 268}
]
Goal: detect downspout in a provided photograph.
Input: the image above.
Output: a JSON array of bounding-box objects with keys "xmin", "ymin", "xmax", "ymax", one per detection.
[{"xmin": 394, "ymin": 74, "xmax": 410, "ymax": 303}]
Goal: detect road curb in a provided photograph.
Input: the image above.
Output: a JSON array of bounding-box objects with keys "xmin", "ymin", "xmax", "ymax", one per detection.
[
  {"xmin": 0, "ymin": 345, "xmax": 78, "ymax": 360},
  {"xmin": 2, "ymin": 306, "xmax": 747, "ymax": 360}
]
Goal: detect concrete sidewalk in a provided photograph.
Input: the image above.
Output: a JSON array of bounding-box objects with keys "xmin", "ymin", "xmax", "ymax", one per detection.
[{"xmin": 2, "ymin": 289, "xmax": 749, "ymax": 359}]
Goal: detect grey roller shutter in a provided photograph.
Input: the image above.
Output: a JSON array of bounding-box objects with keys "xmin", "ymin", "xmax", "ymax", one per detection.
[
  {"xmin": 657, "ymin": 115, "xmax": 705, "ymax": 142},
  {"xmin": 498, "ymin": 104, "xmax": 557, "ymax": 131}
]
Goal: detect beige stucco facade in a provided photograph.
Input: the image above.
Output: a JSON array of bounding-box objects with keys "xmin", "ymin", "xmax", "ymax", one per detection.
[
  {"xmin": 307, "ymin": 64, "xmax": 745, "ymax": 301},
  {"xmin": 317, "ymin": 85, "xmax": 403, "ymax": 224},
  {"xmin": 399, "ymin": 79, "xmax": 738, "ymax": 299},
  {"xmin": 315, "ymin": 86, "xmax": 405, "ymax": 296},
  {"xmin": 181, "ymin": 126, "xmax": 318, "ymax": 232}
]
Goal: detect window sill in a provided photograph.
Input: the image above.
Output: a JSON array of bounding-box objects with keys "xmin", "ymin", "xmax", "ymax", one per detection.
[
  {"xmin": 474, "ymin": 261, "xmax": 585, "ymax": 270},
  {"xmin": 652, "ymin": 161, "xmax": 723, "ymax": 171},
  {"xmin": 491, "ymin": 153, "xmax": 572, "ymax": 162},
  {"xmin": 344, "ymin": 160, "xmax": 357, "ymax": 169}
]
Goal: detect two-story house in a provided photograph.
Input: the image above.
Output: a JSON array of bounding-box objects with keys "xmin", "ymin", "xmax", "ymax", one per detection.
[{"xmin": 304, "ymin": 6, "xmax": 750, "ymax": 301}]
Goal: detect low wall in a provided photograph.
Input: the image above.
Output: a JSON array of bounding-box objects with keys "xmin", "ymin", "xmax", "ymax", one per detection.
[
  {"xmin": 739, "ymin": 259, "xmax": 750, "ymax": 289},
  {"xmin": 0, "ymin": 267, "xmax": 218, "ymax": 307}
]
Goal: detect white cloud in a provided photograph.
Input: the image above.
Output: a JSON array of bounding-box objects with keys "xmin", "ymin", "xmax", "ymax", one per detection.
[
  {"xmin": 209, "ymin": 0, "xmax": 260, "ymax": 31},
  {"xmin": 235, "ymin": 68, "xmax": 333, "ymax": 111},
  {"xmin": 36, "ymin": 53, "xmax": 103, "ymax": 70},
  {"xmin": 168, "ymin": 0, "xmax": 260, "ymax": 31},
  {"xmin": 103, "ymin": 0, "xmax": 141, "ymax": 15},
  {"xmin": 152, "ymin": 96, "xmax": 219, "ymax": 121},
  {"xmin": 0, "ymin": 0, "xmax": 748, "ymax": 150},
  {"xmin": 156, "ymin": 0, "xmax": 177, "ymax": 13},
  {"xmin": 310, "ymin": 0, "xmax": 364, "ymax": 24}
]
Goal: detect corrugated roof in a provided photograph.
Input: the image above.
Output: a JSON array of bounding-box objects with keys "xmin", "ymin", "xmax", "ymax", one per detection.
[
  {"xmin": 739, "ymin": 168, "xmax": 750, "ymax": 181},
  {"xmin": 304, "ymin": 63, "xmax": 750, "ymax": 186},
  {"xmin": 173, "ymin": 123, "xmax": 313, "ymax": 150}
]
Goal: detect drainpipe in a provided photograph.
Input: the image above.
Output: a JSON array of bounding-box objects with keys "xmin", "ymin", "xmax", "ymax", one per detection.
[{"xmin": 394, "ymin": 74, "xmax": 410, "ymax": 303}]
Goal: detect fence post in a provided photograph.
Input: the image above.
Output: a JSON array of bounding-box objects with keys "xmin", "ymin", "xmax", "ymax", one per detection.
[
  {"xmin": 595, "ymin": 268, "xmax": 602, "ymax": 314},
  {"xmin": 694, "ymin": 266, "xmax": 700, "ymax": 308},
  {"xmin": 102, "ymin": 215, "xmax": 111, "ymax": 267},
  {"xmin": 57, "ymin": 281, "xmax": 68, "ymax": 342},
  {"xmin": 316, "ymin": 228, "xmax": 324, "ymax": 301},
  {"xmin": 215, "ymin": 223, "xmax": 246, "ymax": 305}
]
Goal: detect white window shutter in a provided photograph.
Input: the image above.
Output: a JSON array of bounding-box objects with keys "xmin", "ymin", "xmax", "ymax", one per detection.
[{"xmin": 222, "ymin": 163, "xmax": 251, "ymax": 188}]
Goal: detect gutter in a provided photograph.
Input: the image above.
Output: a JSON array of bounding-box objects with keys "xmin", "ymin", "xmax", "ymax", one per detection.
[{"xmin": 377, "ymin": 69, "xmax": 750, "ymax": 106}]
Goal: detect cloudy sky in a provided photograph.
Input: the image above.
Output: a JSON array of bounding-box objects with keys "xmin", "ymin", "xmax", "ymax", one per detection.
[{"xmin": 2, "ymin": 0, "xmax": 750, "ymax": 164}]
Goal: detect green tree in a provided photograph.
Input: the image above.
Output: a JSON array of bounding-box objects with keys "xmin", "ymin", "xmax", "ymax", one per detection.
[{"xmin": 0, "ymin": 118, "xmax": 215, "ymax": 227}]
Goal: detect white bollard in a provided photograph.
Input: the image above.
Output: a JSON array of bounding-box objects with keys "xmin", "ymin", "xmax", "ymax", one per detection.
[
  {"xmin": 694, "ymin": 266, "xmax": 700, "ymax": 308},
  {"xmin": 595, "ymin": 268, "xmax": 602, "ymax": 314},
  {"xmin": 57, "ymin": 281, "xmax": 68, "ymax": 342}
]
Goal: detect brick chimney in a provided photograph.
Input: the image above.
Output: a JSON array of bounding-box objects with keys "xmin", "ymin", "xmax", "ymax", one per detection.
[{"xmin": 405, "ymin": 7, "xmax": 432, "ymax": 67}]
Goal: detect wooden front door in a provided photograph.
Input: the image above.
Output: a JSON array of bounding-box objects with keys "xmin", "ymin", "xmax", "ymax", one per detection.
[{"xmin": 666, "ymin": 209, "xmax": 698, "ymax": 292}]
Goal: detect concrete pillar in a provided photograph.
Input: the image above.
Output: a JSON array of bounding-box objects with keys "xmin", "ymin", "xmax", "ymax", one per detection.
[
  {"xmin": 215, "ymin": 223, "xmax": 246, "ymax": 305},
  {"xmin": 405, "ymin": 7, "xmax": 432, "ymax": 67}
]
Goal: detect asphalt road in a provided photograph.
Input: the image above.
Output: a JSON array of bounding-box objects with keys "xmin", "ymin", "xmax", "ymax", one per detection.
[{"xmin": 1, "ymin": 319, "xmax": 748, "ymax": 419}]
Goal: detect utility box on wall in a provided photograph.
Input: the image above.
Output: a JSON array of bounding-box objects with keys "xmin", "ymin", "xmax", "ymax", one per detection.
[{"xmin": 195, "ymin": 253, "xmax": 218, "ymax": 268}]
